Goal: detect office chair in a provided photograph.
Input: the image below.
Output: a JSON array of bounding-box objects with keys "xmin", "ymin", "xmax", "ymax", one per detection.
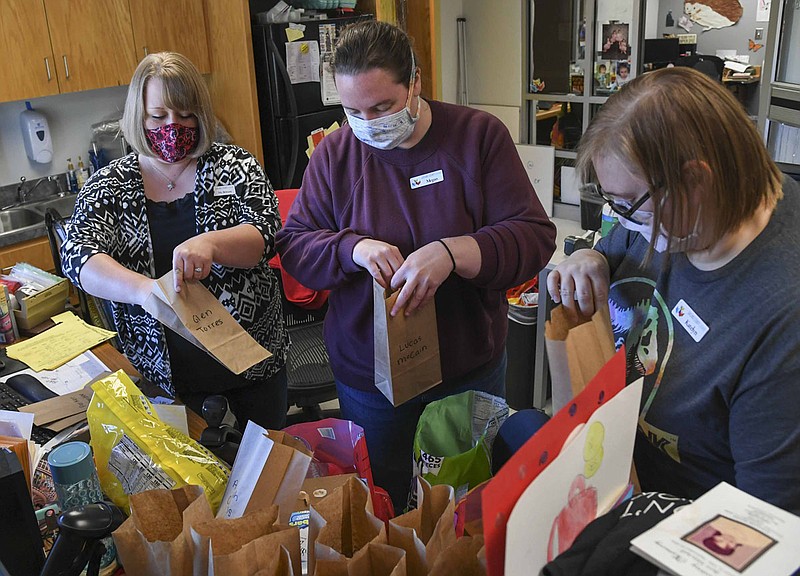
[
  {"xmin": 44, "ymin": 208, "xmax": 117, "ymax": 346},
  {"xmin": 674, "ymin": 54, "xmax": 724, "ymax": 81},
  {"xmin": 270, "ymin": 189, "xmax": 338, "ymax": 424}
]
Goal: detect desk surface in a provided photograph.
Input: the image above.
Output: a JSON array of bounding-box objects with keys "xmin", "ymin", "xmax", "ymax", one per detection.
[{"xmin": 91, "ymin": 342, "xmax": 206, "ymax": 440}]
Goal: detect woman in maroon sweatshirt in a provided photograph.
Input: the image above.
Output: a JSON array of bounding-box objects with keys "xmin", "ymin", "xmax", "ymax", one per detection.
[{"xmin": 276, "ymin": 20, "xmax": 556, "ymax": 510}]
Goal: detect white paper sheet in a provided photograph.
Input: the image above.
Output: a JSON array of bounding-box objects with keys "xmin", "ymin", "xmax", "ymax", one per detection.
[
  {"xmin": 0, "ymin": 409, "xmax": 34, "ymax": 440},
  {"xmin": 505, "ymin": 379, "xmax": 643, "ymax": 576},
  {"xmin": 286, "ymin": 41, "xmax": 320, "ymax": 84},
  {"xmin": 6, "ymin": 350, "xmax": 110, "ymax": 396}
]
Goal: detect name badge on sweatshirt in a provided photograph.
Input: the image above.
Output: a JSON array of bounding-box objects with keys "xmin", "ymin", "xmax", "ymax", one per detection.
[
  {"xmin": 410, "ymin": 170, "xmax": 444, "ymax": 190},
  {"xmin": 671, "ymin": 299, "xmax": 709, "ymax": 342},
  {"xmin": 214, "ymin": 185, "xmax": 236, "ymax": 197}
]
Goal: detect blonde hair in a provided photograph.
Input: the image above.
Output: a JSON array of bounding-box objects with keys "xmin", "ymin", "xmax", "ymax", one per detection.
[
  {"xmin": 577, "ymin": 67, "xmax": 782, "ymax": 251},
  {"xmin": 121, "ymin": 52, "xmax": 214, "ymax": 158}
]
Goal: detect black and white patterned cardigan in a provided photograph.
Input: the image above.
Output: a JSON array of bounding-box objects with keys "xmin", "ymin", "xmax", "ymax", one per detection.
[{"xmin": 61, "ymin": 143, "xmax": 289, "ymax": 397}]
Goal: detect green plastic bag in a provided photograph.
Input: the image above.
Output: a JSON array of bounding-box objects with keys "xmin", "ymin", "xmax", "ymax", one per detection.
[{"xmin": 412, "ymin": 390, "xmax": 508, "ymax": 503}]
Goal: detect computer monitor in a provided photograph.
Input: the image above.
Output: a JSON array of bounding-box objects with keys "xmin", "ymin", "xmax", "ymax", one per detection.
[{"xmin": 643, "ymin": 38, "xmax": 680, "ymax": 65}]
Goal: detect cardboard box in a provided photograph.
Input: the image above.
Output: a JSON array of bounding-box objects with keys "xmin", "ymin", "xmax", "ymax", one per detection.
[{"xmin": 13, "ymin": 278, "xmax": 69, "ymax": 330}]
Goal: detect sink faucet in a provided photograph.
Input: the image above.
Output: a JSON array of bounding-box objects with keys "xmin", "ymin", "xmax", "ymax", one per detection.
[{"xmin": 16, "ymin": 175, "xmax": 54, "ymax": 204}]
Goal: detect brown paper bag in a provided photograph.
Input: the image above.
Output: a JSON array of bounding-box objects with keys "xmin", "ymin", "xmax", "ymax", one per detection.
[
  {"xmin": 391, "ymin": 477, "xmax": 456, "ymax": 568},
  {"xmin": 196, "ymin": 518, "xmax": 301, "ymax": 575},
  {"xmin": 112, "ymin": 485, "xmax": 214, "ymax": 576},
  {"xmin": 373, "ymin": 279, "xmax": 442, "ymax": 406},
  {"xmin": 217, "ymin": 422, "xmax": 312, "ymax": 524},
  {"xmin": 373, "ymin": 521, "xmax": 428, "ymax": 576},
  {"xmin": 143, "ymin": 271, "xmax": 271, "ymax": 374},
  {"xmin": 544, "ymin": 305, "xmax": 615, "ymax": 413},
  {"xmin": 348, "ymin": 542, "xmax": 407, "ymax": 576},
  {"xmin": 310, "ymin": 476, "xmax": 383, "ymax": 575},
  {"xmin": 428, "ymin": 535, "xmax": 485, "ymax": 576}
]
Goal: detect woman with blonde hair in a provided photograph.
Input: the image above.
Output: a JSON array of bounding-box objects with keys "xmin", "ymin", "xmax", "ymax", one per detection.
[
  {"xmin": 61, "ymin": 52, "xmax": 289, "ymax": 429},
  {"xmin": 547, "ymin": 67, "xmax": 800, "ymax": 514}
]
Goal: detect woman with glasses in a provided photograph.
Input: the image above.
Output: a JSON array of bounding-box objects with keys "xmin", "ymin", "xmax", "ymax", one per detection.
[
  {"xmin": 276, "ymin": 20, "xmax": 556, "ymax": 511},
  {"xmin": 547, "ymin": 67, "xmax": 800, "ymax": 515}
]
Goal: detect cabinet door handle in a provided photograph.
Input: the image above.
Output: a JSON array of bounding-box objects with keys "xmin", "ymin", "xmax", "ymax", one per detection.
[
  {"xmin": 143, "ymin": 46, "xmax": 148, "ymax": 57},
  {"xmin": 63, "ymin": 55, "xmax": 70, "ymax": 79},
  {"xmin": 44, "ymin": 57, "xmax": 52, "ymax": 81}
]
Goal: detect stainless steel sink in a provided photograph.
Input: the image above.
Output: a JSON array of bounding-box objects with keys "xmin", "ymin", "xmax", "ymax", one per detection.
[
  {"xmin": 30, "ymin": 195, "xmax": 78, "ymax": 217},
  {"xmin": 0, "ymin": 208, "xmax": 44, "ymax": 234}
]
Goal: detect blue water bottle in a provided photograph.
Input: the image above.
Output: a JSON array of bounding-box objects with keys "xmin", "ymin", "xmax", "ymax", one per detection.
[{"xmin": 47, "ymin": 442, "xmax": 118, "ymax": 574}]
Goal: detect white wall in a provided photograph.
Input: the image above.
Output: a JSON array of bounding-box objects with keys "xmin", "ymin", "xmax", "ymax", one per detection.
[
  {"xmin": 436, "ymin": 0, "xmax": 464, "ymax": 104},
  {"xmin": 0, "ymin": 86, "xmax": 128, "ymax": 187},
  {"xmin": 462, "ymin": 0, "xmax": 522, "ymax": 108}
]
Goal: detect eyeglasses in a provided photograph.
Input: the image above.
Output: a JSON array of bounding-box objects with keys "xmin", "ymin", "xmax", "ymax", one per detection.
[{"xmin": 580, "ymin": 182, "xmax": 651, "ymax": 224}]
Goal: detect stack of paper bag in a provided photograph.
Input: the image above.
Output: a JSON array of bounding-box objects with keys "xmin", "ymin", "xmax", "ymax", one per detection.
[{"xmin": 113, "ymin": 485, "xmax": 302, "ymax": 576}]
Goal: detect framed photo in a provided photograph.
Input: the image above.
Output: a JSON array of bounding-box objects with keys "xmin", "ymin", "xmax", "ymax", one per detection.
[{"xmin": 601, "ymin": 22, "xmax": 630, "ymax": 60}]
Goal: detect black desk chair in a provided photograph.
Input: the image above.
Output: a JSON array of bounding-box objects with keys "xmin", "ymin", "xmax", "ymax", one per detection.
[
  {"xmin": 271, "ymin": 189, "xmax": 339, "ymax": 424},
  {"xmin": 275, "ymin": 270, "xmax": 339, "ymax": 424},
  {"xmin": 674, "ymin": 54, "xmax": 724, "ymax": 81},
  {"xmin": 44, "ymin": 209, "xmax": 117, "ymax": 346}
]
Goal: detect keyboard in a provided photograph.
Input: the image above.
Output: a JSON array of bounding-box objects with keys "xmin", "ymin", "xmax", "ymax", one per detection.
[{"xmin": 0, "ymin": 381, "xmax": 57, "ymax": 445}]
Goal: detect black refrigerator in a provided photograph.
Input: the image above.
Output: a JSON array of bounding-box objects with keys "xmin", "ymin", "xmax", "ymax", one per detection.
[{"xmin": 252, "ymin": 14, "xmax": 373, "ymax": 189}]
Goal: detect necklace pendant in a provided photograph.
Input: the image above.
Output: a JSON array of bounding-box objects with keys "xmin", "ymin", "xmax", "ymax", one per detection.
[{"xmin": 167, "ymin": 182, "xmax": 175, "ymax": 191}]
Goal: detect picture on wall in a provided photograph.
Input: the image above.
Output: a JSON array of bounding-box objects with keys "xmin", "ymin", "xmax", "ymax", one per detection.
[
  {"xmin": 601, "ymin": 22, "xmax": 630, "ymax": 60},
  {"xmin": 594, "ymin": 61, "xmax": 613, "ymax": 94}
]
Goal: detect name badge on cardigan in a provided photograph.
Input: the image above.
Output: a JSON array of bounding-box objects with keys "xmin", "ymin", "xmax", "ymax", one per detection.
[
  {"xmin": 214, "ymin": 185, "xmax": 236, "ymax": 196},
  {"xmin": 410, "ymin": 170, "xmax": 444, "ymax": 190}
]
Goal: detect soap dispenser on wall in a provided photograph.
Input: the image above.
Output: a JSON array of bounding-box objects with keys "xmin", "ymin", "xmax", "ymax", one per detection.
[{"xmin": 19, "ymin": 101, "xmax": 53, "ymax": 164}]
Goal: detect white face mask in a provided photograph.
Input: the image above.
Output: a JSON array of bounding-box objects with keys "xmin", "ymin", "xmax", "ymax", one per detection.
[
  {"xmin": 345, "ymin": 56, "xmax": 420, "ymax": 150},
  {"xmin": 618, "ymin": 208, "xmax": 704, "ymax": 253}
]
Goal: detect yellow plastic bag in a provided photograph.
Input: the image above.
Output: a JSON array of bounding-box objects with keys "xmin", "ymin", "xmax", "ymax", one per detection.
[{"xmin": 87, "ymin": 370, "xmax": 230, "ymax": 514}]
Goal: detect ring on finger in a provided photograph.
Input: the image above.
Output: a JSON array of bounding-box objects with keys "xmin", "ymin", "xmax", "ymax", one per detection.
[{"xmin": 194, "ymin": 267, "xmax": 203, "ymax": 273}]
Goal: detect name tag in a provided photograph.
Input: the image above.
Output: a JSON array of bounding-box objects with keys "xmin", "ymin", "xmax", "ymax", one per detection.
[
  {"xmin": 671, "ymin": 299, "xmax": 709, "ymax": 342},
  {"xmin": 409, "ymin": 170, "xmax": 444, "ymax": 190},
  {"xmin": 214, "ymin": 185, "xmax": 236, "ymax": 197}
]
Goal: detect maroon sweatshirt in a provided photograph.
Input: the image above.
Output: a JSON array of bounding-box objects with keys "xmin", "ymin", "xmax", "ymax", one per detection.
[{"xmin": 275, "ymin": 100, "xmax": 556, "ymax": 391}]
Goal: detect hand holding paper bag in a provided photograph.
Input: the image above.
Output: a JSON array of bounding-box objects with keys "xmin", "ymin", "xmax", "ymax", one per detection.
[{"xmin": 143, "ymin": 271, "xmax": 271, "ymax": 374}]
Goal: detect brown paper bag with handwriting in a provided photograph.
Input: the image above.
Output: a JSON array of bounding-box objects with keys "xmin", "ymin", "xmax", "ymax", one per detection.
[
  {"xmin": 217, "ymin": 422, "xmax": 312, "ymax": 525},
  {"xmin": 373, "ymin": 279, "xmax": 442, "ymax": 406},
  {"xmin": 112, "ymin": 485, "xmax": 213, "ymax": 576},
  {"xmin": 544, "ymin": 305, "xmax": 615, "ymax": 413},
  {"xmin": 143, "ymin": 271, "xmax": 271, "ymax": 374}
]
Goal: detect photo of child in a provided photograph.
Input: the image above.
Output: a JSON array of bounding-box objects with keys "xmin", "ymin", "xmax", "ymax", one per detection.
[
  {"xmin": 601, "ymin": 23, "xmax": 630, "ymax": 60},
  {"xmin": 594, "ymin": 61, "xmax": 613, "ymax": 94},
  {"xmin": 683, "ymin": 515, "xmax": 776, "ymax": 572},
  {"xmin": 610, "ymin": 61, "xmax": 631, "ymax": 91}
]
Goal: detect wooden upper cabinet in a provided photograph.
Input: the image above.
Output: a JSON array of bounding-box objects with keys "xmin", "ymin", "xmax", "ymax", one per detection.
[
  {"xmin": 44, "ymin": 0, "xmax": 137, "ymax": 93},
  {"xmin": 0, "ymin": 0, "xmax": 60, "ymax": 101},
  {"xmin": 129, "ymin": 0, "xmax": 210, "ymax": 74}
]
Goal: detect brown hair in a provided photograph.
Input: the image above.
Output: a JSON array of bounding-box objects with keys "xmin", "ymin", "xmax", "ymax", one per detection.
[
  {"xmin": 332, "ymin": 20, "xmax": 416, "ymax": 85},
  {"xmin": 120, "ymin": 52, "xmax": 214, "ymax": 158},
  {"xmin": 577, "ymin": 67, "xmax": 782, "ymax": 252}
]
